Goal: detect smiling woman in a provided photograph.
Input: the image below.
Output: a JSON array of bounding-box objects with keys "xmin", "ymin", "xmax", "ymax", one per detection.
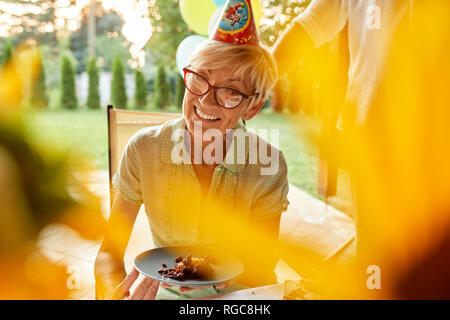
[
  {"xmin": 95, "ymin": 1, "xmax": 291, "ymax": 300},
  {"xmin": 96, "ymin": 42, "xmax": 288, "ymax": 300}
]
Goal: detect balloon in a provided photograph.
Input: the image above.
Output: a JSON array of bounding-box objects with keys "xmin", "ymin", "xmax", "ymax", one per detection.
[
  {"xmin": 208, "ymin": 5, "xmax": 224, "ymax": 37},
  {"xmin": 176, "ymin": 35, "xmax": 208, "ymax": 76},
  {"xmin": 179, "ymin": 0, "xmax": 217, "ymax": 36},
  {"xmin": 213, "ymin": 0, "xmax": 227, "ymax": 6}
]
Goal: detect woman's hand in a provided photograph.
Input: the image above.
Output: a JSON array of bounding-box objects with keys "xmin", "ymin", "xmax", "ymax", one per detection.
[
  {"xmin": 161, "ymin": 280, "xmax": 232, "ymax": 293},
  {"xmin": 112, "ymin": 267, "xmax": 160, "ymax": 300}
]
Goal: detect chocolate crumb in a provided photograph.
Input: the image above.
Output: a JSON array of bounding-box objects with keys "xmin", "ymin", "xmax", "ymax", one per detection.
[{"xmin": 158, "ymin": 254, "xmax": 215, "ymax": 281}]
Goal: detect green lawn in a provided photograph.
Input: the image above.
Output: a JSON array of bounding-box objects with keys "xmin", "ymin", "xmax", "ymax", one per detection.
[
  {"xmin": 28, "ymin": 108, "xmax": 322, "ymax": 199},
  {"xmin": 246, "ymin": 109, "xmax": 321, "ymax": 197},
  {"xmin": 27, "ymin": 109, "xmax": 108, "ymax": 170}
]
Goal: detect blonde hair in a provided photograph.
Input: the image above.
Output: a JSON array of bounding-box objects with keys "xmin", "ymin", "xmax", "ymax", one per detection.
[{"xmin": 189, "ymin": 40, "xmax": 278, "ymax": 107}]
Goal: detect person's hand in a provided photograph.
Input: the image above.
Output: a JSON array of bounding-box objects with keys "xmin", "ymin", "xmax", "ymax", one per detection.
[
  {"xmin": 112, "ymin": 267, "xmax": 160, "ymax": 300},
  {"xmin": 161, "ymin": 280, "xmax": 232, "ymax": 293}
]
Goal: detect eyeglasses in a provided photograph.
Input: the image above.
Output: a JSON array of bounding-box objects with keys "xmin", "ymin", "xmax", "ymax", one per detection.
[{"xmin": 183, "ymin": 67, "xmax": 259, "ymax": 109}]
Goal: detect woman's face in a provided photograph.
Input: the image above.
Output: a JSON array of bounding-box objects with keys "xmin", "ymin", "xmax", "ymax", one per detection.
[{"xmin": 182, "ymin": 66, "xmax": 257, "ymax": 136}]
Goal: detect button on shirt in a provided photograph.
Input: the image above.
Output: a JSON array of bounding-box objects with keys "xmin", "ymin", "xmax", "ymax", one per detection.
[{"xmin": 113, "ymin": 117, "xmax": 290, "ymax": 249}]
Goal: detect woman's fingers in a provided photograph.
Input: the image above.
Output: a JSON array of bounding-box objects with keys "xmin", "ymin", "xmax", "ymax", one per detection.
[
  {"xmin": 162, "ymin": 283, "xmax": 199, "ymax": 292},
  {"xmin": 142, "ymin": 279, "xmax": 160, "ymax": 300},
  {"xmin": 179, "ymin": 286, "xmax": 196, "ymax": 292},
  {"xmin": 129, "ymin": 277, "xmax": 155, "ymax": 300},
  {"xmin": 113, "ymin": 267, "xmax": 139, "ymax": 300},
  {"xmin": 162, "ymin": 282, "xmax": 220, "ymax": 293},
  {"xmin": 179, "ymin": 285, "xmax": 211, "ymax": 292},
  {"xmin": 215, "ymin": 281, "xmax": 232, "ymax": 290}
]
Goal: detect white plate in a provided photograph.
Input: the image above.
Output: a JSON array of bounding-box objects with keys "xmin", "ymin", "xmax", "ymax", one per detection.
[{"xmin": 135, "ymin": 245, "xmax": 244, "ymax": 287}]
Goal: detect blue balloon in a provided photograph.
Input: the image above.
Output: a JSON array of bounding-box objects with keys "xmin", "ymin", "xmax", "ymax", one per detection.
[
  {"xmin": 213, "ymin": 0, "xmax": 227, "ymax": 7},
  {"xmin": 176, "ymin": 35, "xmax": 208, "ymax": 76}
]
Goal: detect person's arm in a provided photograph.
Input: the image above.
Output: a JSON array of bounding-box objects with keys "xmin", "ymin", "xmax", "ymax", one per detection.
[
  {"xmin": 94, "ymin": 193, "xmax": 140, "ymax": 300},
  {"xmin": 272, "ymin": 0, "xmax": 349, "ymax": 78},
  {"xmin": 272, "ymin": 23, "xmax": 316, "ymax": 78}
]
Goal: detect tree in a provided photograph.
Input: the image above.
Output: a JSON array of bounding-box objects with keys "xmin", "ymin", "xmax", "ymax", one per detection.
[
  {"xmin": 71, "ymin": 8, "xmax": 128, "ymax": 73},
  {"xmin": 259, "ymin": 0, "xmax": 311, "ymax": 48},
  {"xmin": 174, "ymin": 73, "xmax": 185, "ymax": 109},
  {"xmin": 111, "ymin": 56, "xmax": 127, "ymax": 109},
  {"xmin": 134, "ymin": 69, "xmax": 147, "ymax": 109},
  {"xmin": 30, "ymin": 50, "xmax": 48, "ymax": 109},
  {"xmin": 0, "ymin": 0, "xmax": 59, "ymax": 48},
  {"xmin": 95, "ymin": 33, "xmax": 132, "ymax": 73},
  {"xmin": 1, "ymin": 40, "xmax": 13, "ymax": 67},
  {"xmin": 60, "ymin": 55, "xmax": 78, "ymax": 110},
  {"xmin": 86, "ymin": 57, "xmax": 100, "ymax": 109},
  {"xmin": 147, "ymin": 0, "xmax": 193, "ymax": 70},
  {"xmin": 0, "ymin": 1, "xmax": 130, "ymax": 74},
  {"xmin": 151, "ymin": 66, "xmax": 170, "ymax": 110}
]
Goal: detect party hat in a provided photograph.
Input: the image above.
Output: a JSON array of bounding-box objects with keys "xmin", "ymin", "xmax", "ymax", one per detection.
[{"xmin": 211, "ymin": 0, "xmax": 259, "ymax": 46}]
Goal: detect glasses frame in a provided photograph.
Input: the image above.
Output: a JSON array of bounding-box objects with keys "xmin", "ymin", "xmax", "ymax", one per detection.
[{"xmin": 183, "ymin": 67, "xmax": 259, "ymax": 109}]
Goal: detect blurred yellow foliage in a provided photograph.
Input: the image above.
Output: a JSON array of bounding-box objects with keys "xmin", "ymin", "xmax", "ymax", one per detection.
[{"xmin": 0, "ymin": 45, "xmax": 106, "ymax": 299}]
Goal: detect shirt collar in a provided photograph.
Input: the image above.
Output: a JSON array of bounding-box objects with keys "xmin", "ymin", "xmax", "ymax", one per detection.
[{"xmin": 160, "ymin": 117, "xmax": 249, "ymax": 174}]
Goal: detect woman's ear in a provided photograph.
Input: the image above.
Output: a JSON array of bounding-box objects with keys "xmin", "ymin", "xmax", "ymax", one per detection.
[{"xmin": 243, "ymin": 101, "xmax": 265, "ymax": 120}]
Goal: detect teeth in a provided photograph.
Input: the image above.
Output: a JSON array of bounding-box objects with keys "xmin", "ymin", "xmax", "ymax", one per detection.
[{"xmin": 196, "ymin": 107, "xmax": 219, "ymax": 120}]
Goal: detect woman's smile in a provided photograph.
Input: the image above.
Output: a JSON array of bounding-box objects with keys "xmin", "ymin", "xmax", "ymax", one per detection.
[{"xmin": 194, "ymin": 105, "xmax": 221, "ymax": 121}]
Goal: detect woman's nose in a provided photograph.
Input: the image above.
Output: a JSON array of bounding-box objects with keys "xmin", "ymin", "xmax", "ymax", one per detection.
[{"xmin": 199, "ymin": 88, "xmax": 217, "ymax": 107}]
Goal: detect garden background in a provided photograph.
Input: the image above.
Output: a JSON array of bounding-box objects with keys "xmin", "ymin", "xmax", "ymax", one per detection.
[{"xmin": 0, "ymin": 0, "xmax": 351, "ymax": 212}]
